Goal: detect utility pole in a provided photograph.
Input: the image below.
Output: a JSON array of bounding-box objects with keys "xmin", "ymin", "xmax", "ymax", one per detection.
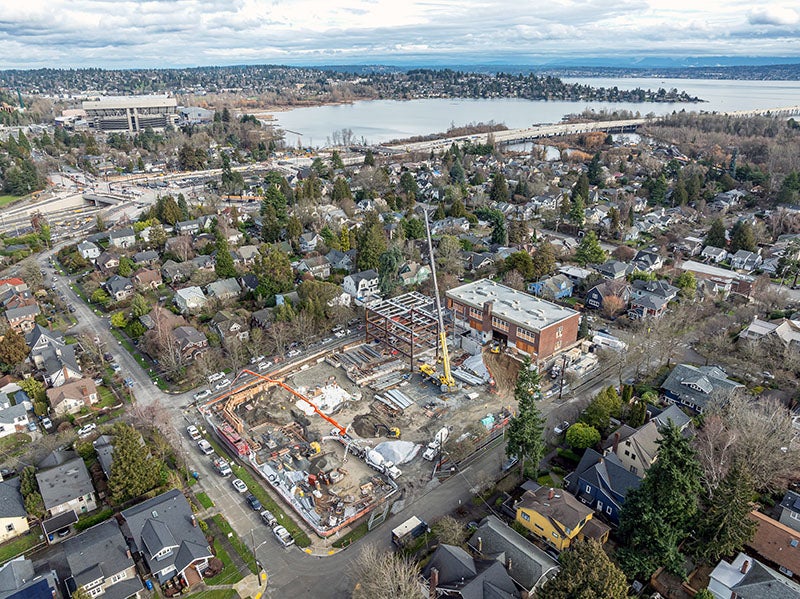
[{"xmin": 558, "ymin": 354, "xmax": 568, "ymax": 400}]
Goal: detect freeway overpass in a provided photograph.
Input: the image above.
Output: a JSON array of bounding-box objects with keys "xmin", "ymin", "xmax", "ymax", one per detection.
[{"xmin": 719, "ymin": 105, "xmax": 800, "ymax": 118}]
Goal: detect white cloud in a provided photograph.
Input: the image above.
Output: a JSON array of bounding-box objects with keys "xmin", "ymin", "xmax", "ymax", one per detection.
[{"xmin": 0, "ymin": 0, "xmax": 797, "ymax": 68}]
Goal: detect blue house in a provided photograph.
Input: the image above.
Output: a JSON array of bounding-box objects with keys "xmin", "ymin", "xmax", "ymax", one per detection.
[
  {"xmin": 564, "ymin": 448, "xmax": 642, "ymax": 525},
  {"xmin": 528, "ymin": 274, "xmax": 573, "ymax": 300}
]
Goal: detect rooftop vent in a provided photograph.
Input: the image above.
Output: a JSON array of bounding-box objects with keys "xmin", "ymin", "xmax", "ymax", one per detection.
[{"xmin": 152, "ymin": 510, "xmax": 158, "ymax": 518}]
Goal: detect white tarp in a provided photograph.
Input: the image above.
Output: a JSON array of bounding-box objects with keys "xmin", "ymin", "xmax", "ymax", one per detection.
[{"xmin": 374, "ymin": 441, "xmax": 421, "ymax": 465}]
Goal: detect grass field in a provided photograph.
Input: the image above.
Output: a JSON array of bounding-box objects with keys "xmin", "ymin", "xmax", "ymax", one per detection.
[
  {"xmin": 196, "ymin": 492, "xmax": 214, "ymax": 509},
  {"xmin": 187, "ymin": 590, "xmax": 239, "ymax": 599},
  {"xmin": 204, "ymin": 539, "xmax": 243, "ymax": 586},
  {"xmin": 0, "ymin": 531, "xmax": 43, "ymax": 564},
  {"xmin": 212, "ymin": 514, "xmax": 258, "ymax": 575},
  {"xmin": 0, "ymin": 195, "xmax": 20, "ymax": 208}
]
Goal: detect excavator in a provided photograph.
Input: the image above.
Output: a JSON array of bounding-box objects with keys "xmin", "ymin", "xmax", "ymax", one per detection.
[
  {"xmin": 419, "ymin": 210, "xmax": 459, "ymax": 393},
  {"xmin": 374, "ymin": 423, "xmax": 401, "ymax": 439}
]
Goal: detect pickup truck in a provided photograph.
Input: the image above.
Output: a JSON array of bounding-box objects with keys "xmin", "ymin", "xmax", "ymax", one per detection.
[
  {"xmin": 213, "ymin": 457, "xmax": 232, "ymax": 476},
  {"xmin": 197, "ymin": 440, "xmax": 214, "ymax": 455}
]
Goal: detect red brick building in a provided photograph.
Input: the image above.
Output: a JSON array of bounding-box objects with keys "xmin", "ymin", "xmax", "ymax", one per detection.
[{"xmin": 446, "ymin": 279, "xmax": 579, "ymax": 361}]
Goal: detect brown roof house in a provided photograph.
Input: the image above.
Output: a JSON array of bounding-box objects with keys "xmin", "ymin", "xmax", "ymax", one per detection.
[
  {"xmin": 46, "ymin": 378, "xmax": 98, "ymax": 417},
  {"xmin": 172, "ymin": 326, "xmax": 208, "ymax": 361},
  {"xmin": 747, "ymin": 510, "xmax": 800, "ymax": 580},
  {"xmin": 132, "ymin": 267, "xmax": 163, "ymax": 290}
]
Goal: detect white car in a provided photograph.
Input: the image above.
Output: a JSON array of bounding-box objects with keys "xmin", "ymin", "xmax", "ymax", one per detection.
[
  {"xmin": 554, "ymin": 421, "xmax": 570, "ymax": 435},
  {"xmin": 287, "ymin": 349, "xmax": 301, "ymax": 358},
  {"xmin": 232, "ymin": 478, "xmax": 248, "ymax": 493},
  {"xmin": 272, "ymin": 525, "xmax": 294, "ymax": 547},
  {"xmin": 334, "ymin": 330, "xmax": 346, "ymax": 338},
  {"xmin": 77, "ymin": 423, "xmax": 97, "ymax": 438},
  {"xmin": 193, "ymin": 389, "xmax": 212, "ymax": 401},
  {"xmin": 250, "ymin": 355, "xmax": 265, "ymax": 364},
  {"xmin": 208, "ymin": 372, "xmax": 225, "ymax": 383},
  {"xmin": 257, "ymin": 361, "xmax": 273, "ymax": 372},
  {"xmin": 215, "ymin": 378, "xmax": 231, "ymax": 390},
  {"xmin": 187, "ymin": 425, "xmax": 202, "ymax": 441}
]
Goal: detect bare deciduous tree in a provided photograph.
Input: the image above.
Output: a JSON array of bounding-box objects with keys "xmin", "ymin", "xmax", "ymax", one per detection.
[
  {"xmin": 693, "ymin": 414, "xmax": 737, "ymax": 497},
  {"xmin": 350, "ymin": 544, "xmax": 424, "ymax": 599},
  {"xmin": 432, "ymin": 516, "xmax": 466, "ymax": 548}
]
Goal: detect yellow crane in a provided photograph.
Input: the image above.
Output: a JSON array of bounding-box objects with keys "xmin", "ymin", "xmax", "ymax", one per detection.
[{"xmin": 420, "ymin": 209, "xmax": 458, "ymax": 392}]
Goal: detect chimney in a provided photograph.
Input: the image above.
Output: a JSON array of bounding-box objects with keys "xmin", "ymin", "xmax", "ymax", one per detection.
[
  {"xmin": 741, "ymin": 560, "xmax": 750, "ymax": 574},
  {"xmin": 506, "ymin": 557, "xmax": 512, "ymax": 573},
  {"xmin": 429, "ymin": 568, "xmax": 439, "ymax": 599},
  {"xmin": 476, "ymin": 536, "xmax": 482, "ymax": 553},
  {"xmin": 612, "ymin": 432, "xmax": 620, "ymax": 453},
  {"xmin": 548, "ymin": 488, "xmax": 555, "ymax": 500},
  {"xmin": 191, "ymin": 515, "xmax": 197, "ymax": 528},
  {"xmin": 126, "ymin": 549, "xmax": 132, "ymax": 559}
]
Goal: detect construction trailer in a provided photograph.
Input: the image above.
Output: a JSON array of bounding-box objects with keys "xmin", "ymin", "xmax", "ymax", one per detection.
[{"xmin": 364, "ymin": 292, "xmax": 448, "ymax": 370}]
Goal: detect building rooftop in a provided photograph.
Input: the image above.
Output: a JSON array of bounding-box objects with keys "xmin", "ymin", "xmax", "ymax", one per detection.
[
  {"xmin": 447, "ymin": 279, "xmax": 578, "ymax": 332},
  {"xmin": 35, "ymin": 457, "xmax": 94, "ymax": 511},
  {"xmin": 83, "ymin": 95, "xmax": 177, "ymax": 110}
]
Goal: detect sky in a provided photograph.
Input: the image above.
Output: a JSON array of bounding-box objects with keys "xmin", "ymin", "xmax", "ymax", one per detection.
[{"xmin": 0, "ymin": 0, "xmax": 799, "ymax": 69}]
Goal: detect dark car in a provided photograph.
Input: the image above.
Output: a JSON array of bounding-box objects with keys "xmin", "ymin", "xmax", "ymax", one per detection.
[{"xmin": 246, "ymin": 494, "xmax": 262, "ymax": 511}]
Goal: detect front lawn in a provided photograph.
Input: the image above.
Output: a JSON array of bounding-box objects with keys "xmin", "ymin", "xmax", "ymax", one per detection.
[
  {"xmin": 0, "ymin": 433, "xmax": 31, "ymax": 455},
  {"xmin": 196, "ymin": 492, "xmax": 214, "ymax": 509},
  {"xmin": 186, "ymin": 590, "xmax": 239, "ymax": 599},
  {"xmin": 211, "ymin": 514, "xmax": 258, "ymax": 575},
  {"xmin": 203, "ymin": 539, "xmax": 243, "ymax": 585},
  {"xmin": 0, "ymin": 531, "xmax": 42, "ymax": 563},
  {"xmin": 0, "ymin": 195, "xmax": 20, "ymax": 208}
]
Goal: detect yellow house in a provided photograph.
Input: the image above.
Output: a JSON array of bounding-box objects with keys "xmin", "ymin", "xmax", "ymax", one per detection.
[
  {"xmin": 515, "ymin": 486, "xmax": 610, "ymax": 551},
  {"xmin": 0, "ymin": 478, "xmax": 30, "ymax": 544}
]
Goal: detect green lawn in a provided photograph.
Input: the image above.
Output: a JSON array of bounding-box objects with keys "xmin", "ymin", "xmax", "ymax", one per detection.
[
  {"xmin": 196, "ymin": 492, "xmax": 214, "ymax": 509},
  {"xmin": 0, "ymin": 433, "xmax": 31, "ymax": 456},
  {"xmin": 187, "ymin": 590, "xmax": 239, "ymax": 599},
  {"xmin": 204, "ymin": 539, "xmax": 243, "ymax": 585},
  {"xmin": 96, "ymin": 385, "xmax": 119, "ymax": 408},
  {"xmin": 201, "ymin": 436, "xmax": 310, "ymax": 548},
  {"xmin": 332, "ymin": 521, "xmax": 369, "ymax": 548},
  {"xmin": 0, "ymin": 531, "xmax": 43, "ymax": 564},
  {"xmin": 0, "ymin": 195, "xmax": 21, "ymax": 208},
  {"xmin": 212, "ymin": 514, "xmax": 258, "ymax": 575}
]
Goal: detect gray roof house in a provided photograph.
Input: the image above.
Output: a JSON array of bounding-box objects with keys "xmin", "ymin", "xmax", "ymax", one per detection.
[
  {"xmin": 0, "ymin": 404, "xmax": 29, "ymax": 439},
  {"xmin": 708, "ymin": 552, "xmax": 800, "ymax": 599},
  {"xmin": 0, "ymin": 557, "xmax": 59, "ymax": 599},
  {"xmin": 174, "ymin": 286, "xmax": 207, "ymax": 313},
  {"xmin": 595, "ymin": 259, "xmax": 631, "ymax": 280},
  {"xmin": 422, "ymin": 543, "xmax": 520, "ymax": 599},
  {"xmin": 161, "ymin": 259, "xmax": 196, "ymax": 283},
  {"xmin": 35, "ymin": 455, "xmax": 97, "ymax": 517},
  {"xmin": 467, "ymin": 515, "xmax": 559, "ymax": 594},
  {"xmin": 104, "ymin": 275, "xmax": 134, "ymax": 302},
  {"xmin": 121, "ymin": 489, "xmax": 213, "ymax": 587},
  {"xmin": 108, "ymin": 227, "xmax": 136, "ymax": 249},
  {"xmin": 0, "ymin": 478, "xmax": 29, "ymax": 544},
  {"xmin": 730, "ymin": 249, "xmax": 762, "ymax": 272},
  {"xmin": 133, "ymin": 249, "xmax": 160, "ymax": 265},
  {"xmin": 326, "ymin": 249, "xmax": 353, "ymax": 273},
  {"xmin": 64, "ymin": 520, "xmax": 143, "ymax": 599},
  {"xmin": 40, "ymin": 343, "xmax": 82, "ymax": 388},
  {"xmin": 4, "ymin": 305, "xmax": 39, "ymax": 334},
  {"xmin": 77, "ymin": 240, "xmax": 101, "ymax": 261},
  {"xmin": 206, "ymin": 278, "xmax": 242, "ymax": 301},
  {"xmin": 778, "ymin": 490, "xmax": 800, "ymax": 533},
  {"xmin": 172, "ymin": 326, "xmax": 208, "ymax": 361},
  {"xmin": 661, "ymin": 363, "xmax": 744, "ymax": 412}
]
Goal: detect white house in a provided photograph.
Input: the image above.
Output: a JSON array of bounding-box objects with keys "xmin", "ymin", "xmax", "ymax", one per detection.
[
  {"xmin": 174, "ymin": 286, "xmax": 207, "ymax": 313},
  {"xmin": 77, "ymin": 241, "xmax": 101, "ymax": 261},
  {"xmin": 343, "ymin": 270, "xmax": 379, "ymax": 303},
  {"xmin": 701, "ymin": 246, "xmax": 728, "ymax": 263}
]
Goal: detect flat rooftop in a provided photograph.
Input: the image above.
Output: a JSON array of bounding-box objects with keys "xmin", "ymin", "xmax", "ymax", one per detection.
[
  {"xmin": 680, "ymin": 260, "xmax": 754, "ymax": 281},
  {"xmin": 83, "ymin": 95, "xmax": 177, "ymax": 110},
  {"xmin": 446, "ymin": 279, "xmax": 578, "ymax": 331}
]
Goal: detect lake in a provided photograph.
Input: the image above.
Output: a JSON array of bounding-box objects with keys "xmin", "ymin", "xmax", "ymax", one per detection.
[{"xmin": 272, "ymin": 77, "xmax": 800, "ymax": 147}]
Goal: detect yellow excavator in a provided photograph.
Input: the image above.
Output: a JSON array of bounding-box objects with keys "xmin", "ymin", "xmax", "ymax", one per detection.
[{"xmin": 420, "ymin": 210, "xmax": 458, "ymax": 393}]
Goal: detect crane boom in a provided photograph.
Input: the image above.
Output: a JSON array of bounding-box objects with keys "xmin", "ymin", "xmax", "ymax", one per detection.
[{"xmin": 422, "ymin": 210, "xmax": 456, "ymax": 391}]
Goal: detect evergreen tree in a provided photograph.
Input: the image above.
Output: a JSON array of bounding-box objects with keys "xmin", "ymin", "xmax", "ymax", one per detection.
[
  {"xmin": 214, "ymin": 231, "xmax": 237, "ymax": 278},
  {"xmin": 690, "ymin": 463, "xmax": 757, "ymax": 565},
  {"xmin": 587, "ymin": 152, "xmax": 603, "ymax": 186},
  {"xmin": 531, "ymin": 242, "xmax": 556, "ymax": 279},
  {"xmin": 433, "ymin": 203, "xmax": 446, "ymax": 221},
  {"xmin": 108, "ymin": 423, "xmax": 161, "ymax": 504},
  {"xmin": 177, "ymin": 194, "xmax": 190, "ymax": 220},
  {"xmin": 618, "ymin": 425, "xmax": 702, "ymax": 578},
  {"xmin": 729, "ymin": 220, "xmax": 756, "ymax": 253},
  {"xmin": 569, "ymin": 194, "xmax": 586, "ymax": 226},
  {"xmin": 573, "ymin": 172, "xmax": 589, "ymax": 203},
  {"xmin": 539, "ymin": 539, "xmax": 628, "ymax": 599},
  {"xmin": 286, "ymin": 215, "xmax": 302, "ymax": 246},
  {"xmin": 261, "ymin": 184, "xmax": 287, "ymax": 223},
  {"xmin": 159, "ymin": 195, "xmax": 181, "ymax": 225},
  {"xmin": 705, "ymin": 218, "xmax": 727, "ymax": 248},
  {"xmin": 0, "ymin": 329, "xmax": 29, "ymax": 371},
  {"xmin": 506, "ymin": 357, "xmax": 545, "ymax": 477},
  {"xmin": 574, "ymin": 231, "xmax": 606, "ymax": 266},
  {"xmin": 253, "ymin": 248, "xmax": 294, "ymax": 297},
  {"xmin": 363, "ymin": 149, "xmax": 375, "ymax": 166},
  {"xmin": 378, "ymin": 247, "xmax": 402, "ymax": 296},
  {"xmin": 449, "ymin": 160, "xmax": 466, "ymax": 184},
  {"xmin": 673, "ymin": 177, "xmax": 688, "ymax": 206},
  {"xmin": 131, "ymin": 294, "xmax": 150, "ymax": 318},
  {"xmin": 331, "ymin": 150, "xmax": 345, "ymax": 170},
  {"xmin": 581, "ymin": 386, "xmax": 621, "ymax": 431},
  {"xmin": 490, "ymin": 172, "xmax": 509, "ymax": 203},
  {"xmin": 356, "ymin": 212, "xmax": 387, "ymax": 271},
  {"xmin": 331, "ymin": 177, "xmax": 352, "ymax": 204}
]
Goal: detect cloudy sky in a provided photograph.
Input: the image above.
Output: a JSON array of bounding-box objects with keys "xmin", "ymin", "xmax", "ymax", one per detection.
[{"xmin": 1, "ymin": 0, "xmax": 799, "ymax": 69}]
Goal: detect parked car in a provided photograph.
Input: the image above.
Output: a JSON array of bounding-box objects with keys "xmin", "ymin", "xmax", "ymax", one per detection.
[
  {"xmin": 197, "ymin": 439, "xmax": 214, "ymax": 455},
  {"xmin": 103, "ymin": 353, "xmax": 113, "ymax": 361},
  {"xmin": 287, "ymin": 349, "xmax": 301, "ymax": 358},
  {"xmin": 27, "ymin": 422, "xmax": 38, "ymax": 433},
  {"xmin": 250, "ymin": 355, "xmax": 265, "ymax": 364},
  {"xmin": 501, "ymin": 455, "xmax": 519, "ymax": 472},
  {"xmin": 77, "ymin": 423, "xmax": 97, "ymax": 438},
  {"xmin": 111, "ymin": 363, "xmax": 121, "ymax": 372},
  {"xmin": 260, "ymin": 510, "xmax": 277, "ymax": 527},
  {"xmin": 272, "ymin": 525, "xmax": 294, "ymax": 547},
  {"xmin": 232, "ymin": 478, "xmax": 247, "ymax": 493},
  {"xmin": 193, "ymin": 389, "xmax": 212, "ymax": 401},
  {"xmin": 215, "ymin": 378, "xmax": 231, "ymax": 390},
  {"xmin": 187, "ymin": 425, "xmax": 201, "ymax": 441},
  {"xmin": 41, "ymin": 417, "xmax": 53, "ymax": 430},
  {"xmin": 245, "ymin": 494, "xmax": 262, "ymax": 511},
  {"xmin": 213, "ymin": 457, "xmax": 232, "ymax": 477},
  {"xmin": 208, "ymin": 372, "xmax": 225, "ymax": 383},
  {"xmin": 554, "ymin": 421, "xmax": 570, "ymax": 435},
  {"xmin": 123, "ymin": 377, "xmax": 135, "ymax": 388},
  {"xmin": 257, "ymin": 361, "xmax": 272, "ymax": 372},
  {"xmin": 68, "ymin": 305, "xmax": 76, "ymax": 313}
]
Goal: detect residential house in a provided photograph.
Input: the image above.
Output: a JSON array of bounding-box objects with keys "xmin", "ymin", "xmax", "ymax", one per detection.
[
  {"xmin": 4, "ymin": 305, "xmax": 39, "ymax": 334},
  {"xmin": 739, "ymin": 316, "xmax": 800, "ymax": 346},
  {"xmin": 594, "ymin": 259, "xmax": 631, "ymax": 280},
  {"xmin": 175, "ymin": 218, "xmax": 202, "ymax": 235},
  {"xmin": 421, "ymin": 544, "xmax": 520, "ymax": 599},
  {"xmin": 77, "ymin": 241, "xmax": 101, "ymax": 261},
  {"xmin": 172, "ymin": 326, "xmax": 208, "ymax": 361},
  {"xmin": 466, "ymin": 252, "xmax": 495, "ymax": 272},
  {"xmin": 64, "ymin": 520, "xmax": 143, "ymax": 599},
  {"xmin": 629, "ymin": 292, "xmax": 669, "ymax": 319},
  {"xmin": 398, "ymin": 261, "xmax": 430, "ymax": 287},
  {"xmin": 565, "ymin": 449, "xmax": 642, "ymax": 525},
  {"xmin": 431, "ymin": 216, "xmax": 470, "ymax": 234},
  {"xmin": 161, "ymin": 260, "xmax": 196, "ymax": 284},
  {"xmin": 778, "ymin": 490, "xmax": 800, "ymax": 533},
  {"xmin": 132, "ymin": 250, "xmax": 159, "ymax": 266},
  {"xmin": 0, "ymin": 404, "xmax": 29, "ymax": 439},
  {"xmin": 250, "ymin": 308, "xmax": 272, "ymax": 329},
  {"xmin": 299, "ymin": 232, "xmax": 322, "ymax": 253},
  {"xmin": 326, "ymin": 249, "xmax": 353, "ymax": 273},
  {"xmin": 631, "ymin": 278, "xmax": 679, "ymax": 303},
  {"xmin": 131, "ymin": 268, "xmax": 162, "ymax": 291},
  {"xmin": 708, "ymin": 552, "xmax": 800, "ymax": 599},
  {"xmin": 701, "ymin": 246, "xmax": 728, "ymax": 263},
  {"xmin": 46, "ymin": 378, "xmax": 98, "ymax": 417},
  {"xmin": 36, "ymin": 454, "xmax": 97, "ymax": 517},
  {"xmin": 108, "ymin": 227, "xmax": 136, "ymax": 249},
  {"xmin": 174, "ymin": 286, "xmax": 207, "ymax": 313},
  {"xmin": 585, "ymin": 280, "xmax": 631, "ymax": 313},
  {"xmin": 731, "ymin": 249, "xmax": 763, "ymax": 272},
  {"xmin": 120, "ymin": 489, "xmax": 214, "ymax": 587},
  {"xmin": 26, "ymin": 324, "xmax": 62, "ymax": 365},
  {"xmin": 677, "ymin": 236, "xmax": 704, "ymax": 257},
  {"xmin": 343, "ymin": 270, "xmax": 379, "ymax": 303},
  {"xmin": 206, "ymin": 278, "xmax": 242, "ymax": 302},
  {"xmin": 515, "ymin": 486, "xmax": 610, "ymax": 551},
  {"xmin": 211, "ymin": 311, "xmax": 249, "ymax": 344},
  {"xmin": 104, "ymin": 275, "xmax": 134, "ymax": 302},
  {"xmin": 42, "ymin": 344, "xmax": 82, "ymax": 388},
  {"xmin": 238, "ymin": 274, "xmax": 259, "ymax": 294},
  {"xmin": 680, "ymin": 260, "xmax": 755, "ymax": 297},
  {"xmin": 0, "ymin": 558, "xmax": 59, "ymax": 599},
  {"xmin": 0, "ymin": 478, "xmax": 29, "ymax": 543},
  {"xmin": 191, "ymin": 254, "xmax": 215, "ymax": 272},
  {"xmin": 528, "ymin": 274, "xmax": 573, "ymax": 300},
  {"xmin": 297, "ymin": 255, "xmax": 331, "ymax": 279},
  {"xmin": 747, "ymin": 510, "xmax": 800, "ymax": 580},
  {"xmin": 661, "ymin": 363, "xmax": 745, "ymax": 412},
  {"xmin": 467, "ymin": 515, "xmax": 559, "ymax": 594},
  {"xmin": 96, "ymin": 251, "xmax": 120, "ymax": 274},
  {"xmin": 558, "ymin": 265, "xmax": 593, "ymax": 285},
  {"xmin": 632, "ymin": 249, "xmax": 665, "ymax": 272},
  {"xmin": 235, "ymin": 245, "xmax": 259, "ymax": 266}
]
